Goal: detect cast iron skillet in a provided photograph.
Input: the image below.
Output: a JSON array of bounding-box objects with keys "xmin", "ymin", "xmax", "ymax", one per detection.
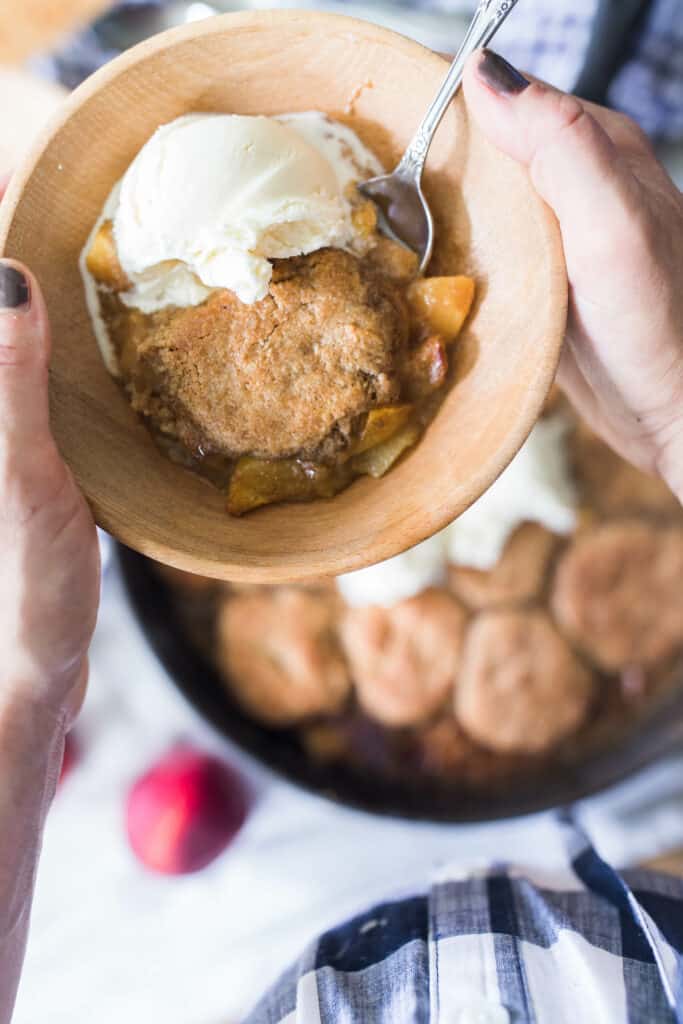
[{"xmin": 118, "ymin": 544, "xmax": 683, "ymax": 823}]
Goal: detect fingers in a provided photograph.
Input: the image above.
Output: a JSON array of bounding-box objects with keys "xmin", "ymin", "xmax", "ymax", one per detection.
[
  {"xmin": 512, "ymin": 71, "xmax": 651, "ymax": 156},
  {"xmin": 578, "ymin": 99, "xmax": 653, "ymax": 155},
  {"xmin": 0, "ymin": 260, "xmax": 52, "ymax": 452},
  {"xmin": 463, "ymin": 51, "xmax": 641, "ymax": 255}
]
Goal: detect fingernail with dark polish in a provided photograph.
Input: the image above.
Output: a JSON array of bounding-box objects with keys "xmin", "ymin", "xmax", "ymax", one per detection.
[
  {"xmin": 478, "ymin": 49, "xmax": 530, "ymax": 96},
  {"xmin": 0, "ymin": 264, "xmax": 30, "ymax": 310}
]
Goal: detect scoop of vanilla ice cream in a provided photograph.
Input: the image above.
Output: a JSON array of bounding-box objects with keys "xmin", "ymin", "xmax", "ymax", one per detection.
[
  {"xmin": 337, "ymin": 416, "xmax": 578, "ymax": 608},
  {"xmin": 112, "ymin": 112, "xmax": 381, "ymax": 310},
  {"xmin": 277, "ymin": 112, "xmax": 382, "ymax": 193}
]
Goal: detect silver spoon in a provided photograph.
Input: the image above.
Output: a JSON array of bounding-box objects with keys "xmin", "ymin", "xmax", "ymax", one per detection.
[{"xmin": 360, "ymin": 0, "xmax": 522, "ymax": 273}]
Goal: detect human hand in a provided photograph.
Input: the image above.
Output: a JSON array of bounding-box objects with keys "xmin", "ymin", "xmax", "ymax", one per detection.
[
  {"xmin": 0, "ymin": 188, "xmax": 101, "ymax": 1022},
  {"xmin": 463, "ymin": 50, "xmax": 683, "ymax": 500},
  {"xmin": 0, "ymin": 250, "xmax": 100, "ymax": 723},
  {"xmin": 0, "ymin": 163, "xmax": 102, "ymax": 1019}
]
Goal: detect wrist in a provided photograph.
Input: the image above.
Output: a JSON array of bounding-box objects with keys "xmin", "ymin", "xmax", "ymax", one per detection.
[
  {"xmin": 0, "ymin": 682, "xmax": 68, "ymax": 1022},
  {"xmin": 0, "ymin": 685, "xmax": 69, "ymax": 758},
  {"xmin": 3, "ymin": 655, "xmax": 88, "ymax": 727}
]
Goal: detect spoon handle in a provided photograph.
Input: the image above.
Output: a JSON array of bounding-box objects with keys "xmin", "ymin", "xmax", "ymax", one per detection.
[{"xmin": 396, "ymin": 0, "xmax": 522, "ymax": 182}]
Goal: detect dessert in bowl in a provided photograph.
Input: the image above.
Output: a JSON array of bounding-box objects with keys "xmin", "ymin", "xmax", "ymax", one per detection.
[
  {"xmin": 0, "ymin": 11, "xmax": 566, "ymax": 581},
  {"xmin": 82, "ymin": 110, "xmax": 475, "ymax": 514}
]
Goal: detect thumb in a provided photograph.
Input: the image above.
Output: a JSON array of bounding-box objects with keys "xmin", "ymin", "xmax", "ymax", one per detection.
[
  {"xmin": 0, "ymin": 260, "xmax": 52, "ymax": 449},
  {"xmin": 462, "ymin": 50, "xmax": 638, "ymax": 258}
]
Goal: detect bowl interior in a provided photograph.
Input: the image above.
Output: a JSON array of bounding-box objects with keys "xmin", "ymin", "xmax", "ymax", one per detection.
[{"xmin": 0, "ymin": 11, "xmax": 566, "ymax": 582}]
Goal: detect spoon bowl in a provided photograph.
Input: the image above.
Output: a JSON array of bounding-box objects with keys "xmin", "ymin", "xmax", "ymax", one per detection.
[
  {"xmin": 360, "ymin": 0, "xmax": 522, "ymax": 272},
  {"xmin": 360, "ymin": 171, "xmax": 435, "ymax": 273},
  {"xmin": 0, "ymin": 10, "xmax": 567, "ymax": 583}
]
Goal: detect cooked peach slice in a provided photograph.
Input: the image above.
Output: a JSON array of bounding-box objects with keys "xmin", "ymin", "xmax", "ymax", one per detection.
[
  {"xmin": 227, "ymin": 457, "xmax": 351, "ymax": 515},
  {"xmin": 354, "ymin": 404, "xmax": 414, "ymax": 455},
  {"xmin": 351, "ymin": 421, "xmax": 421, "ymax": 479},
  {"xmin": 402, "ymin": 335, "xmax": 448, "ymax": 400},
  {"xmin": 86, "ymin": 220, "xmax": 129, "ymax": 291},
  {"xmin": 351, "ymin": 198, "xmax": 378, "ymax": 239},
  {"xmin": 407, "ymin": 275, "xmax": 475, "ymax": 342}
]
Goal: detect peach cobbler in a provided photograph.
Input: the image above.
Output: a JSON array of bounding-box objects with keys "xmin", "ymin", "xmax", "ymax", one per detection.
[{"xmin": 82, "ymin": 112, "xmax": 475, "ymax": 515}]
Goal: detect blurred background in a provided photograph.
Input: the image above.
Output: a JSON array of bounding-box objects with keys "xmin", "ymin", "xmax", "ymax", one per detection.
[{"xmin": 0, "ymin": 1, "xmax": 682, "ymax": 1022}]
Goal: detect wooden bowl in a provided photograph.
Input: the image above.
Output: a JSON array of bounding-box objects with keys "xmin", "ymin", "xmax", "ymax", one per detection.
[{"xmin": 0, "ymin": 11, "xmax": 567, "ymax": 583}]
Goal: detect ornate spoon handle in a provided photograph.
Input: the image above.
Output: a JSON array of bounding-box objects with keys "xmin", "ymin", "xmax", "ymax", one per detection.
[{"xmin": 396, "ymin": 0, "xmax": 522, "ymax": 182}]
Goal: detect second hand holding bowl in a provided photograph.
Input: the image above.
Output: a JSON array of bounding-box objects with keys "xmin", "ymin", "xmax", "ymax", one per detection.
[{"xmin": 361, "ymin": 0, "xmax": 522, "ymax": 272}]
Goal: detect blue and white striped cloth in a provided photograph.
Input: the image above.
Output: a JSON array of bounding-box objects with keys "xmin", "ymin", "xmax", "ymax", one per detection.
[
  {"xmin": 607, "ymin": 0, "xmax": 683, "ymax": 140},
  {"xmin": 246, "ymin": 818, "xmax": 683, "ymax": 1023},
  {"xmin": 496, "ymin": 0, "xmax": 683, "ymax": 140},
  {"xmin": 35, "ymin": 0, "xmax": 683, "ymax": 141}
]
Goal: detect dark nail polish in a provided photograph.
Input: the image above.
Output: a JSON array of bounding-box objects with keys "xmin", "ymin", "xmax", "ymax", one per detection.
[
  {"xmin": 0, "ymin": 264, "xmax": 30, "ymax": 310},
  {"xmin": 478, "ymin": 50, "xmax": 530, "ymax": 96}
]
